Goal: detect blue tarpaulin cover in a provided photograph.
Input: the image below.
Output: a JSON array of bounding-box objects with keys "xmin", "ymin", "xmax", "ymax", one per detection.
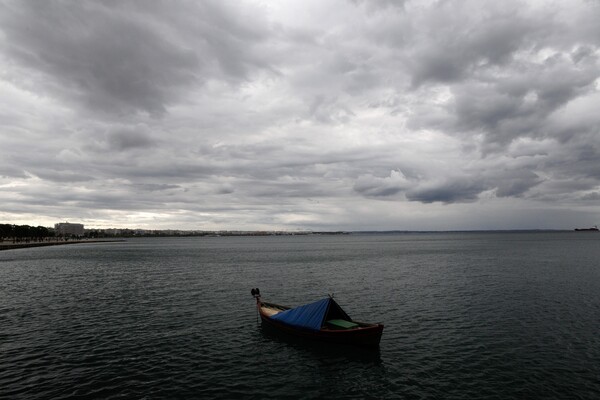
[{"xmin": 270, "ymin": 298, "xmax": 331, "ymax": 331}]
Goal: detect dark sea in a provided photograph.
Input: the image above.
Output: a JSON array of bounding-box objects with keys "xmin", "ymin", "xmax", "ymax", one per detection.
[{"xmin": 1, "ymin": 232, "xmax": 599, "ymax": 399}]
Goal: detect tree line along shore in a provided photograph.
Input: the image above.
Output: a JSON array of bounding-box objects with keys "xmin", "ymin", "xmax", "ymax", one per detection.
[
  {"xmin": 0, "ymin": 224, "xmax": 351, "ymax": 251},
  {"xmin": 0, "ymin": 224, "xmax": 122, "ymax": 251},
  {"xmin": 0, "ymin": 224, "xmax": 55, "ymax": 243}
]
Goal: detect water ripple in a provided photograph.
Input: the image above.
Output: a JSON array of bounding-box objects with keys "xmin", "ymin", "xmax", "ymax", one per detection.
[{"xmin": 1, "ymin": 233, "xmax": 599, "ymax": 399}]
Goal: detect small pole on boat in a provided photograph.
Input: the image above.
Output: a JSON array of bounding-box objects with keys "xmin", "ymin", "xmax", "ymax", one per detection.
[
  {"xmin": 255, "ymin": 293, "xmax": 258, "ymax": 324},
  {"xmin": 251, "ymin": 288, "xmax": 261, "ymax": 325}
]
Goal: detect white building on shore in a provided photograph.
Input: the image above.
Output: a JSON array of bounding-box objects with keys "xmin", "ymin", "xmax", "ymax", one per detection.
[{"xmin": 54, "ymin": 222, "xmax": 84, "ymax": 237}]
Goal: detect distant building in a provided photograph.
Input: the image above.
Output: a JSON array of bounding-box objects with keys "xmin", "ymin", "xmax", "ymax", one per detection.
[{"xmin": 55, "ymin": 222, "xmax": 84, "ymax": 237}]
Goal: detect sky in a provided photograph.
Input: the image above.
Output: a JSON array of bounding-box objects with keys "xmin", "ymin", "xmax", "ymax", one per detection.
[{"xmin": 1, "ymin": 0, "xmax": 599, "ymax": 231}]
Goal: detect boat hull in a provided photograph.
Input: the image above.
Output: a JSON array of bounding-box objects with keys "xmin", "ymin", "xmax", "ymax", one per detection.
[{"xmin": 258, "ymin": 300, "xmax": 384, "ymax": 347}]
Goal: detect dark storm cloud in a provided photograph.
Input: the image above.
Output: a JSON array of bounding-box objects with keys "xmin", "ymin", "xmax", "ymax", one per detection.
[
  {"xmin": 308, "ymin": 95, "xmax": 356, "ymax": 125},
  {"xmin": 104, "ymin": 161, "xmax": 215, "ymax": 180},
  {"xmin": 0, "ymin": 0, "xmax": 270, "ymax": 116},
  {"xmin": 132, "ymin": 183, "xmax": 180, "ymax": 192},
  {"xmin": 106, "ymin": 129, "xmax": 157, "ymax": 152},
  {"xmin": 447, "ymin": 57, "xmax": 598, "ymax": 149},
  {"xmin": 406, "ymin": 178, "xmax": 488, "ymax": 204},
  {"xmin": 353, "ymin": 164, "xmax": 547, "ymax": 204},
  {"xmin": 403, "ymin": 1, "xmax": 600, "ymax": 153},
  {"xmin": 353, "ymin": 170, "xmax": 412, "ymax": 198},
  {"xmin": 1, "ymin": 0, "xmax": 599, "ymax": 229},
  {"xmin": 350, "ymin": 0, "xmax": 407, "ymax": 12},
  {"xmin": 408, "ymin": 7, "xmax": 536, "ymax": 87},
  {"xmin": 0, "ymin": 2, "xmax": 193, "ymax": 116},
  {"xmin": 547, "ymin": 145, "xmax": 600, "ymax": 181},
  {"xmin": 33, "ymin": 171, "xmax": 95, "ymax": 183},
  {"xmin": 581, "ymin": 192, "xmax": 600, "ymax": 201},
  {"xmin": 0, "ymin": 165, "xmax": 28, "ymax": 179},
  {"xmin": 491, "ymin": 169, "xmax": 543, "ymax": 198}
]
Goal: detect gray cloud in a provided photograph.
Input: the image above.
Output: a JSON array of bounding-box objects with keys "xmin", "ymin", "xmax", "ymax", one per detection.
[
  {"xmin": 408, "ymin": 7, "xmax": 538, "ymax": 87},
  {"xmin": 132, "ymin": 183, "xmax": 181, "ymax": 192},
  {"xmin": 0, "ymin": 165, "xmax": 28, "ymax": 179},
  {"xmin": 406, "ymin": 178, "xmax": 488, "ymax": 204},
  {"xmin": 581, "ymin": 192, "xmax": 600, "ymax": 201},
  {"xmin": 408, "ymin": 47, "xmax": 600, "ymax": 153},
  {"xmin": 1, "ymin": 0, "xmax": 599, "ymax": 230},
  {"xmin": 353, "ymin": 170, "xmax": 412, "ymax": 198},
  {"xmin": 106, "ymin": 129, "xmax": 157, "ymax": 152},
  {"xmin": 0, "ymin": 0, "xmax": 271, "ymax": 117},
  {"xmin": 491, "ymin": 170, "xmax": 543, "ymax": 198}
]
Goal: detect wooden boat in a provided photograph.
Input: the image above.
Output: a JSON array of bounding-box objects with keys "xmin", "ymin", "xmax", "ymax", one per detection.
[{"xmin": 251, "ymin": 288, "xmax": 384, "ymax": 347}]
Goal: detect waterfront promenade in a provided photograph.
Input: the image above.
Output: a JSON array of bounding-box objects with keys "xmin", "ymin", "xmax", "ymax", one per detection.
[{"xmin": 0, "ymin": 239, "xmax": 124, "ymax": 251}]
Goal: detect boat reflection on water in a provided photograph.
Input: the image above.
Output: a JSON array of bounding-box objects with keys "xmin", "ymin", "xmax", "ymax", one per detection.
[{"xmin": 258, "ymin": 321, "xmax": 383, "ymax": 364}]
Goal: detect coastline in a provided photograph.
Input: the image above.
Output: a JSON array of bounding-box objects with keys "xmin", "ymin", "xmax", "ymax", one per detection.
[{"xmin": 0, "ymin": 239, "xmax": 125, "ymax": 252}]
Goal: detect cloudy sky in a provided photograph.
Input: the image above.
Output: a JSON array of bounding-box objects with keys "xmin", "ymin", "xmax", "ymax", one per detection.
[{"xmin": 1, "ymin": 0, "xmax": 599, "ymax": 231}]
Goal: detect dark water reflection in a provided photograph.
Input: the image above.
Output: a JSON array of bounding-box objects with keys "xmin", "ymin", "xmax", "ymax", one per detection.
[
  {"xmin": 1, "ymin": 232, "xmax": 599, "ymax": 399},
  {"xmin": 259, "ymin": 322, "xmax": 383, "ymax": 363}
]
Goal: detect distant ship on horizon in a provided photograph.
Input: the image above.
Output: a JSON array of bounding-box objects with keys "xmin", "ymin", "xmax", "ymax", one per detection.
[{"xmin": 574, "ymin": 225, "xmax": 599, "ymax": 232}]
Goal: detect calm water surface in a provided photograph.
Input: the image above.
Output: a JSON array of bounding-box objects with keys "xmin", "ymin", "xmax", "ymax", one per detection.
[{"xmin": 1, "ymin": 232, "xmax": 599, "ymax": 399}]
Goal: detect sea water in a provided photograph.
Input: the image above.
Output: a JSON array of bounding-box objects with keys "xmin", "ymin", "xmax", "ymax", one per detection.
[{"xmin": 1, "ymin": 232, "xmax": 599, "ymax": 399}]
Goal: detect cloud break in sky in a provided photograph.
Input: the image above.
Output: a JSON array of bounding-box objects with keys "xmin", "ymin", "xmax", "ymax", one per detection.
[{"xmin": 1, "ymin": 0, "xmax": 599, "ymax": 231}]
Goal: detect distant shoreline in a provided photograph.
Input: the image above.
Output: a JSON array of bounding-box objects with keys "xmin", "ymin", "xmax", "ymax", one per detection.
[
  {"xmin": 0, "ymin": 239, "xmax": 125, "ymax": 252},
  {"xmin": 0, "ymin": 230, "xmax": 587, "ymax": 252}
]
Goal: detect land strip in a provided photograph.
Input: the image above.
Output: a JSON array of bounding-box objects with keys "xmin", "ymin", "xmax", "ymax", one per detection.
[{"xmin": 0, "ymin": 240, "xmax": 125, "ymax": 251}]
